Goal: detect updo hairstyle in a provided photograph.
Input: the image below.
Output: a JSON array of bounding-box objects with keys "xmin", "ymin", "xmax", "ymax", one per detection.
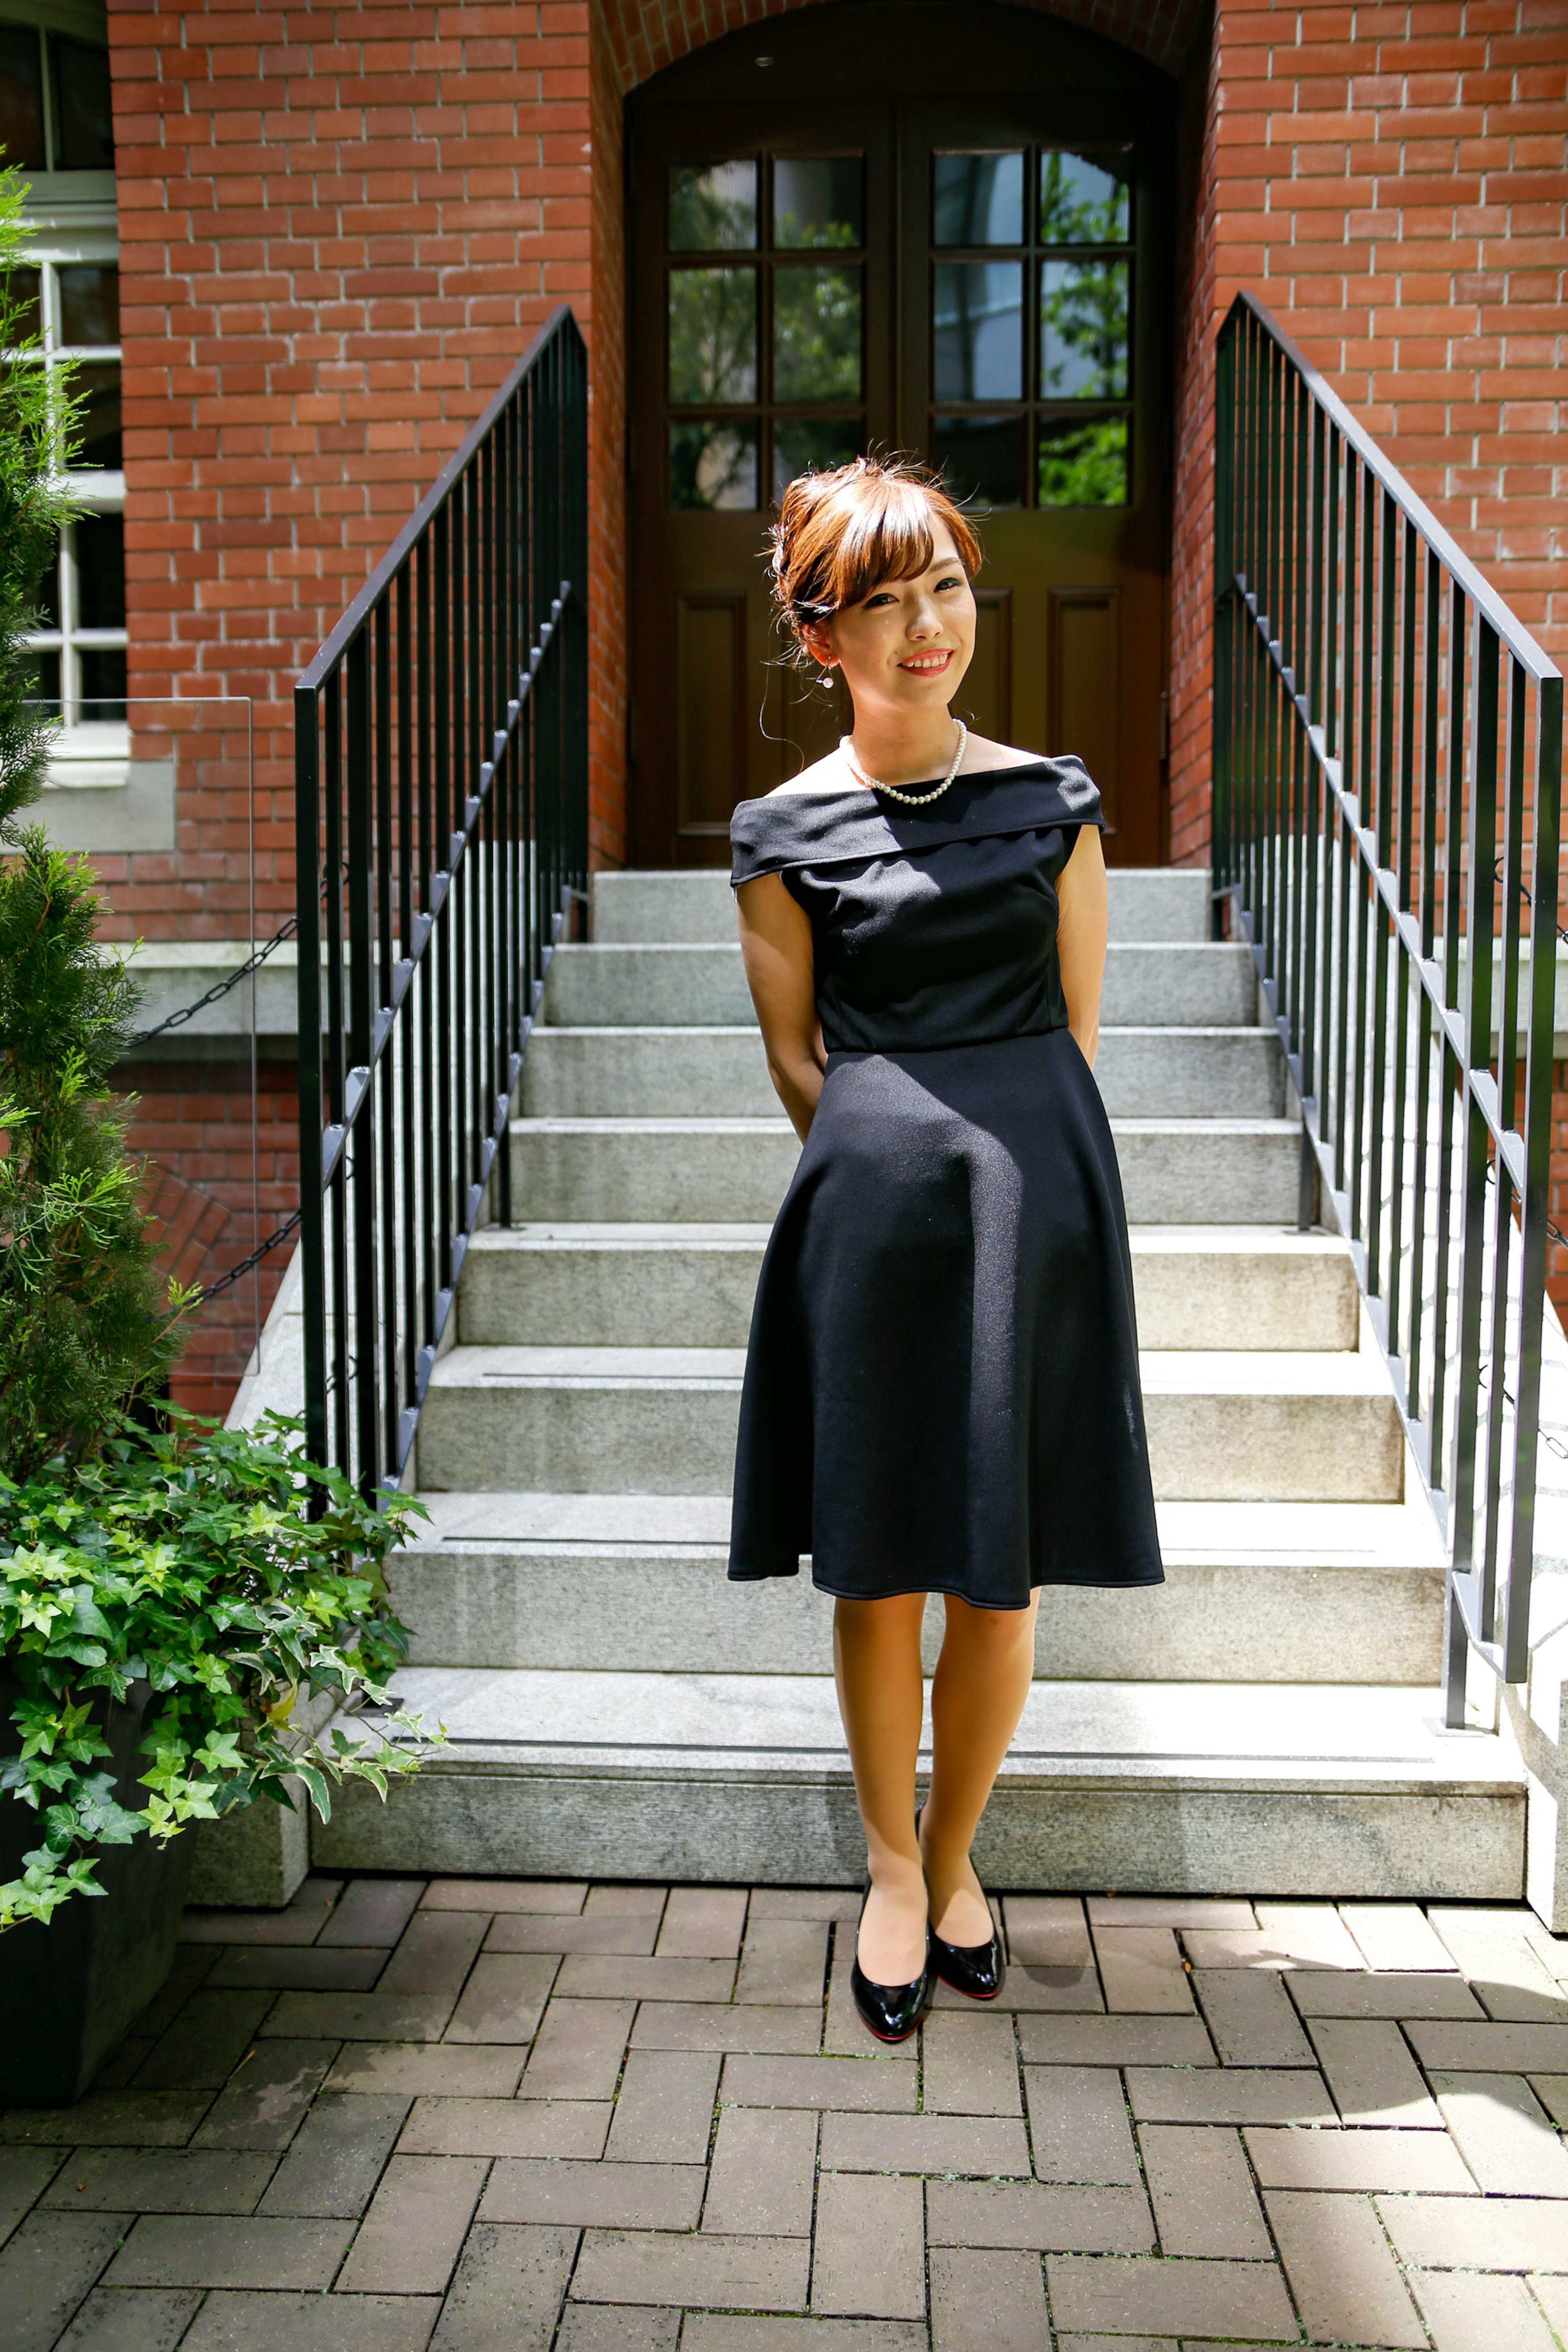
[{"xmin": 767, "ymin": 453, "xmax": 982, "ymax": 671}]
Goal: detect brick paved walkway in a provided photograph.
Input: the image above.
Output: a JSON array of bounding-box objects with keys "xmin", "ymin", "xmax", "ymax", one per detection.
[{"xmin": 2, "ymin": 1882, "xmax": 1568, "ymax": 2348}]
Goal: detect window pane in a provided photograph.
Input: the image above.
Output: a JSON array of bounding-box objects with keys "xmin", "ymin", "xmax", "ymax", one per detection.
[
  {"xmin": 29, "ymin": 646, "xmax": 60, "ymax": 717},
  {"xmin": 35, "ymin": 545, "xmax": 59, "ymax": 628},
  {"xmin": 1040, "ymin": 151, "xmax": 1131, "ymax": 245},
  {"xmin": 73, "ymin": 361, "xmax": 121, "ymax": 468},
  {"xmin": 932, "ymin": 414, "xmax": 1022, "ymax": 509},
  {"xmin": 1040, "ymin": 259, "xmax": 1129, "ymax": 399},
  {"xmin": 774, "ymin": 416, "xmax": 862, "ymax": 499},
  {"xmin": 4, "ymin": 267, "xmax": 41, "ymax": 347},
  {"xmin": 75, "ymin": 511, "xmax": 125, "ymax": 629},
  {"xmin": 0, "ymin": 28, "xmax": 45, "ymax": 173},
  {"xmin": 1038, "ymin": 414, "xmax": 1128, "ymax": 506},
  {"xmin": 933, "ymin": 261, "xmax": 1022, "ymax": 401},
  {"xmin": 53, "ymin": 38, "xmax": 115, "ymax": 171},
  {"xmin": 773, "ymin": 266, "xmax": 862, "ymax": 402},
  {"xmin": 933, "ymin": 153, "xmax": 1023, "ymax": 247},
  {"xmin": 79, "ymin": 644, "xmax": 127, "ymax": 719},
  {"xmin": 668, "ymin": 270, "xmax": 757, "ymax": 404},
  {"xmin": 670, "ymin": 421, "xmax": 758, "ymax": 510},
  {"xmin": 58, "ymin": 265, "xmax": 118, "ymax": 348},
  {"xmin": 773, "ymin": 157, "xmax": 862, "ymax": 249},
  {"xmin": 670, "ymin": 161, "xmax": 757, "ymax": 252}
]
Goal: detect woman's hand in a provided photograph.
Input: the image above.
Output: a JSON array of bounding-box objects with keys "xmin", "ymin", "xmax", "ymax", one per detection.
[
  {"xmin": 735, "ymin": 873, "xmax": 826, "ymax": 1142},
  {"xmin": 1056, "ymin": 825, "xmax": 1109, "ymax": 1069}
]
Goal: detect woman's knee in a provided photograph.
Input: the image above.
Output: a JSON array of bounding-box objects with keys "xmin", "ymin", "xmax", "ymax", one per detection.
[{"xmin": 942, "ymin": 1592, "xmax": 1038, "ymax": 1655}]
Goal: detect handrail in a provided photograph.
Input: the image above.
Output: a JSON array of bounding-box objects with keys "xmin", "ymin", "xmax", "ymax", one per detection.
[
  {"xmin": 1212, "ymin": 290, "xmax": 1564, "ymax": 1724},
  {"xmin": 294, "ymin": 307, "xmax": 589, "ymax": 1499}
]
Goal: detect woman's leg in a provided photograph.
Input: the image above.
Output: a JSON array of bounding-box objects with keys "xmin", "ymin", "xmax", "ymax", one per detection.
[
  {"xmin": 921, "ymin": 1592, "xmax": 1040, "ymax": 1945},
  {"xmin": 833, "ymin": 1591, "xmax": 929, "ymax": 1982}
]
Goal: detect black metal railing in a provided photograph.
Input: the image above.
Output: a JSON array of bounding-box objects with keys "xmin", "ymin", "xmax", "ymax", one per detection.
[
  {"xmin": 1213, "ymin": 290, "xmax": 1565, "ymax": 1726},
  {"xmin": 294, "ymin": 306, "xmax": 588, "ymax": 1499}
]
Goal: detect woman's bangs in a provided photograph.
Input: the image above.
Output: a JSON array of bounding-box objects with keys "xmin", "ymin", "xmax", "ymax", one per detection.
[{"xmin": 831, "ymin": 486, "xmax": 939, "ymax": 610}]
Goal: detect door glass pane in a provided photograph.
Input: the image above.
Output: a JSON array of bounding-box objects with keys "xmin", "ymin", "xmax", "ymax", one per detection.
[
  {"xmin": 74, "ymin": 362, "xmax": 121, "ymax": 468},
  {"xmin": 773, "ymin": 266, "xmax": 862, "ymax": 402},
  {"xmin": 79, "ymin": 645, "xmax": 127, "ymax": 718},
  {"xmin": 774, "ymin": 416, "xmax": 862, "ymax": 499},
  {"xmin": 933, "ymin": 262, "xmax": 1022, "ymax": 401},
  {"xmin": 1040, "ymin": 259, "xmax": 1129, "ymax": 399},
  {"xmin": 0, "ymin": 28, "xmax": 45, "ymax": 173},
  {"xmin": 75, "ymin": 511, "xmax": 126, "ymax": 628},
  {"xmin": 668, "ymin": 269, "xmax": 757, "ymax": 403},
  {"xmin": 53, "ymin": 38, "xmax": 115, "ymax": 170},
  {"xmin": 36, "ymin": 544, "xmax": 59, "ymax": 627},
  {"xmin": 30, "ymin": 648, "xmax": 60, "ymax": 717},
  {"xmin": 58, "ymin": 264, "xmax": 118, "ymax": 348},
  {"xmin": 1040, "ymin": 151, "xmax": 1131, "ymax": 245},
  {"xmin": 932, "ymin": 414, "xmax": 1022, "ymax": 509},
  {"xmin": 774, "ymin": 157, "xmax": 863, "ymax": 249},
  {"xmin": 670, "ymin": 160, "xmax": 757, "ymax": 251},
  {"xmin": 670, "ymin": 421, "xmax": 759, "ymax": 510},
  {"xmin": 933, "ymin": 153, "xmax": 1023, "ymax": 247},
  {"xmin": 1038, "ymin": 414, "xmax": 1128, "ymax": 507},
  {"xmin": 4, "ymin": 267, "xmax": 41, "ymax": 347}
]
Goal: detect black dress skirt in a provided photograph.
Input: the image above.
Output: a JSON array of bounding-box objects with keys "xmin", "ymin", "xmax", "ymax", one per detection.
[{"xmin": 727, "ymin": 758, "xmax": 1163, "ymax": 1611}]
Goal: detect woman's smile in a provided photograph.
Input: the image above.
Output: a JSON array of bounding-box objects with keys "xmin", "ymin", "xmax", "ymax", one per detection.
[{"xmin": 898, "ymin": 648, "xmax": 953, "ymax": 673}]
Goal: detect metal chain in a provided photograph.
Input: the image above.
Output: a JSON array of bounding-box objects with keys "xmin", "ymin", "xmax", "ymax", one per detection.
[
  {"xmin": 128, "ymin": 910, "xmax": 299, "ymax": 1048},
  {"xmin": 193, "ymin": 1208, "xmax": 302, "ymax": 1304}
]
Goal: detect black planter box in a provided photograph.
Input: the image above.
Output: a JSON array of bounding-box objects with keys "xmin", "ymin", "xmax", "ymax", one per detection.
[{"xmin": 0, "ymin": 1678, "xmax": 192, "ymax": 2106}]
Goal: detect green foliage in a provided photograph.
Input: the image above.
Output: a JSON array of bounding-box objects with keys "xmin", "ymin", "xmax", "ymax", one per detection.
[{"xmin": 0, "ymin": 1413, "xmax": 439, "ymax": 1929}]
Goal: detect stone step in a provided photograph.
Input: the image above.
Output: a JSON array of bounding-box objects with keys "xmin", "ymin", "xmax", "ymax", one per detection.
[
  {"xmin": 392, "ymin": 1494, "xmax": 1445, "ymax": 1685},
  {"xmin": 591, "ymin": 864, "xmax": 1213, "ymax": 946},
  {"xmin": 508, "ymin": 1116, "xmax": 1304, "ymax": 1223},
  {"xmin": 414, "ymin": 1344, "xmax": 1403, "ymax": 1501},
  {"xmin": 543, "ymin": 940, "xmax": 1258, "ymax": 1029},
  {"xmin": 521, "ymin": 1023, "xmax": 1285, "ymax": 1119},
  {"xmin": 319, "ymin": 1668, "xmax": 1523, "ymax": 1898},
  {"xmin": 458, "ymin": 1225, "xmax": 1359, "ymax": 1352}
]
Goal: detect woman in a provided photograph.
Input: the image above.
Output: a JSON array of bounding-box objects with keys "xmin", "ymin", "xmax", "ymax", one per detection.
[{"xmin": 730, "ymin": 455, "xmax": 1163, "ymax": 2042}]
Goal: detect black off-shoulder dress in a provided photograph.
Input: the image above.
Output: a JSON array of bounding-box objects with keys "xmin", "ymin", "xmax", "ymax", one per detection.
[{"xmin": 727, "ymin": 757, "xmax": 1163, "ymax": 1610}]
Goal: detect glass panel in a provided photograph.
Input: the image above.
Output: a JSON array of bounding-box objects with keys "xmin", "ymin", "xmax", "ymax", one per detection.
[
  {"xmin": 773, "ymin": 156, "xmax": 863, "ymax": 249},
  {"xmin": 58, "ymin": 264, "xmax": 118, "ymax": 348},
  {"xmin": 1040, "ymin": 151, "xmax": 1131, "ymax": 245},
  {"xmin": 932, "ymin": 413, "xmax": 1022, "ymax": 509},
  {"xmin": 76, "ymin": 511, "xmax": 125, "ymax": 628},
  {"xmin": 1038, "ymin": 414, "xmax": 1129, "ymax": 507},
  {"xmin": 933, "ymin": 262, "xmax": 1022, "ymax": 401},
  {"xmin": 35, "ymin": 545, "xmax": 59, "ymax": 628},
  {"xmin": 774, "ymin": 415, "xmax": 862, "ymax": 499},
  {"xmin": 669, "ymin": 161, "xmax": 757, "ymax": 252},
  {"xmin": 933, "ymin": 153, "xmax": 1024, "ymax": 247},
  {"xmin": 79, "ymin": 644, "xmax": 127, "ymax": 719},
  {"xmin": 668, "ymin": 270, "xmax": 757, "ymax": 404},
  {"xmin": 53, "ymin": 38, "xmax": 114, "ymax": 171},
  {"xmin": 4, "ymin": 267, "xmax": 42, "ymax": 347},
  {"xmin": 29, "ymin": 648, "xmax": 60, "ymax": 716},
  {"xmin": 773, "ymin": 266, "xmax": 862, "ymax": 402},
  {"xmin": 0, "ymin": 28, "xmax": 46, "ymax": 173},
  {"xmin": 670, "ymin": 421, "xmax": 759, "ymax": 510},
  {"xmin": 73, "ymin": 361, "xmax": 121, "ymax": 468},
  {"xmin": 1040, "ymin": 259, "xmax": 1129, "ymax": 399}
]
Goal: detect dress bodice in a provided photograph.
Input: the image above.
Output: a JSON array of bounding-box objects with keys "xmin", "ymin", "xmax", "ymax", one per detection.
[{"xmin": 728, "ymin": 757, "xmax": 1103, "ymax": 1055}]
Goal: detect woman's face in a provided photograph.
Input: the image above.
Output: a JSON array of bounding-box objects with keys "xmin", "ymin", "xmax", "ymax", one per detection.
[{"xmin": 806, "ymin": 520, "xmax": 976, "ymax": 726}]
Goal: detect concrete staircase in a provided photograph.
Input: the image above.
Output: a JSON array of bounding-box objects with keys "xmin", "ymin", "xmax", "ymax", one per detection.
[{"xmin": 319, "ymin": 868, "xmax": 1526, "ymax": 1898}]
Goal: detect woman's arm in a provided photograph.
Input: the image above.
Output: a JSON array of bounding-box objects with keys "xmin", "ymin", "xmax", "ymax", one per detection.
[
  {"xmin": 1056, "ymin": 825, "xmax": 1109, "ymax": 1069},
  {"xmin": 735, "ymin": 871, "xmax": 826, "ymax": 1143}
]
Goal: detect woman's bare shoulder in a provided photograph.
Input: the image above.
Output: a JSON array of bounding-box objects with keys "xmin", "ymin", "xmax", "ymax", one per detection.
[{"xmin": 960, "ymin": 733, "xmax": 1047, "ymax": 773}]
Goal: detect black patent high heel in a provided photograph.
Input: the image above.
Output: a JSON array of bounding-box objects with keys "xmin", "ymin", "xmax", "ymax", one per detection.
[
  {"xmin": 850, "ymin": 1880, "xmax": 931, "ymax": 2044},
  {"xmin": 917, "ymin": 1803, "xmax": 1004, "ymax": 2002}
]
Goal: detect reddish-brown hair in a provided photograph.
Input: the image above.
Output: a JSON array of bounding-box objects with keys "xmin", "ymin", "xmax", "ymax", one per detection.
[{"xmin": 767, "ymin": 454, "xmax": 982, "ymax": 665}]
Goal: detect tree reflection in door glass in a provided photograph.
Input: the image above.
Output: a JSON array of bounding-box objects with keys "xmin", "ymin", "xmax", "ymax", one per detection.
[
  {"xmin": 1040, "ymin": 259, "xmax": 1129, "ymax": 399},
  {"xmin": 669, "ymin": 161, "xmax": 758, "ymax": 250},
  {"xmin": 774, "ymin": 416, "xmax": 863, "ymax": 499},
  {"xmin": 1039, "ymin": 151, "xmax": 1131, "ymax": 245},
  {"xmin": 670, "ymin": 422, "xmax": 759, "ymax": 510},
  {"xmin": 933, "ymin": 262, "xmax": 1022, "ymax": 401},
  {"xmin": 774, "ymin": 158, "xmax": 862, "ymax": 249},
  {"xmin": 668, "ymin": 269, "xmax": 758, "ymax": 403},
  {"xmin": 1038, "ymin": 414, "xmax": 1127, "ymax": 506},
  {"xmin": 773, "ymin": 267, "xmax": 862, "ymax": 402},
  {"xmin": 933, "ymin": 153, "xmax": 1024, "ymax": 246}
]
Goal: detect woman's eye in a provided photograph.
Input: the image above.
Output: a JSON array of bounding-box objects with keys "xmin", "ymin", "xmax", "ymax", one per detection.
[
  {"xmin": 863, "ymin": 592, "xmax": 897, "ymax": 609},
  {"xmin": 936, "ymin": 574, "xmax": 964, "ymax": 591}
]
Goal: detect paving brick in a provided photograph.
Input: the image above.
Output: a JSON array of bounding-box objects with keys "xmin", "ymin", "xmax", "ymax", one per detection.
[
  {"xmin": 1287, "ymin": 1971, "xmax": 1484, "ymax": 2019},
  {"xmin": 570, "ymin": 2229, "xmax": 809, "ymax": 2310},
  {"xmin": 103, "ymin": 2215, "xmax": 354, "ymax": 2290},
  {"xmin": 1045, "ymin": 2253, "xmax": 1295, "ymax": 2338},
  {"xmin": 1127, "ymin": 2066, "xmax": 1334, "ymax": 2125},
  {"xmin": 926, "ymin": 2179, "xmax": 1153, "ymax": 2253},
  {"xmin": 1309, "ymin": 2016, "xmax": 1444, "ymax": 2126},
  {"xmin": 930, "ymin": 2245, "xmax": 1047, "ymax": 2351},
  {"xmin": 325, "ymin": 2046, "xmax": 525, "ymax": 2098},
  {"xmin": 1377, "ymin": 2191, "xmax": 1568, "ymax": 2271},
  {"xmin": 180, "ymin": 1910, "xmax": 330, "ymax": 1950},
  {"xmin": 583, "ymin": 1888, "xmax": 668, "ymax": 1916},
  {"xmin": 0, "ymin": 2212, "xmax": 126, "ymax": 2348},
  {"xmin": 257, "ymin": 2092, "xmax": 408, "ymax": 2217},
  {"xmin": 445, "ymin": 1956, "xmax": 559, "ymax": 2044},
  {"xmin": 337, "ymin": 2155, "xmax": 487, "ymax": 2295},
  {"xmin": 941, "ymin": 1958, "xmax": 1101, "ymax": 2011},
  {"xmin": 429, "ymin": 2221, "xmax": 575, "ymax": 2350},
  {"xmin": 1018, "ymin": 2016, "xmax": 1214, "ymax": 2067},
  {"xmin": 721, "ymin": 2054, "xmax": 915, "ymax": 2111},
  {"xmin": 921, "ymin": 2009, "xmax": 1021, "ymax": 2115},
  {"xmin": 824, "ymin": 1959, "xmax": 919, "ymax": 2056},
  {"xmin": 1410, "ymin": 2266, "xmax": 1560, "ymax": 2351},
  {"xmin": 1432, "ymin": 2069, "xmax": 1568, "ymax": 2194},
  {"xmin": 745, "ymin": 1890, "xmax": 861, "ymax": 1921},
  {"xmin": 56, "ymin": 2285, "xmax": 205, "ymax": 2348},
  {"xmin": 1339, "ymin": 1903, "xmax": 1457, "ymax": 1972},
  {"xmin": 1054, "ymin": 2338, "xmax": 1174, "ymax": 2352},
  {"xmin": 181, "ymin": 2289, "xmax": 438, "ymax": 2349},
  {"xmin": 1408, "ymin": 2021, "xmax": 1568, "ymax": 2071},
  {"xmin": 556, "ymin": 1956, "xmax": 737, "ymax": 2003},
  {"xmin": 1253, "ymin": 1904, "xmax": 1366, "ymax": 1970},
  {"xmin": 1005, "ymin": 1896, "xmax": 1093, "ymax": 1964},
  {"xmin": 130, "ymin": 1951, "xmax": 220, "ymax": 2040},
  {"xmin": 1089, "ymin": 1898, "xmax": 1257, "ymax": 1931},
  {"xmin": 1244, "ymin": 2125, "xmax": 1479, "ymax": 2192},
  {"xmin": 812, "ymin": 2173, "xmax": 924, "ymax": 2319},
  {"xmin": 1263, "ymin": 2189, "xmax": 1426, "ymax": 2347},
  {"xmin": 205, "ymin": 1949, "xmax": 384, "ymax": 1992},
  {"xmin": 42, "ymin": 2152, "xmax": 276, "ymax": 2216},
  {"xmin": 630, "ymin": 2003, "xmax": 822, "ymax": 2055},
  {"xmin": 379, "ymin": 1913, "xmax": 489, "ymax": 1996},
  {"xmin": 1091, "ymin": 1927, "xmax": 1193, "ymax": 2014},
  {"xmin": 0, "ymin": 2095, "xmax": 212, "ymax": 2149},
  {"xmin": 481, "ymin": 2160, "xmax": 704, "ymax": 2231},
  {"xmin": 135, "ymin": 1992, "xmax": 276, "ymax": 2091},
  {"xmin": 402, "ymin": 2097, "xmax": 610, "ymax": 2161},
  {"xmin": 1429, "ymin": 1907, "xmax": 1568, "ymax": 2020},
  {"xmin": 485, "ymin": 1915, "xmax": 659, "ymax": 1955},
  {"xmin": 734, "ymin": 1919, "xmax": 829, "ymax": 2005},
  {"xmin": 1532, "ymin": 2072, "xmax": 1568, "ymax": 2128},
  {"xmin": 263, "ymin": 1992, "xmax": 456, "ymax": 2044},
  {"xmin": 702, "ymin": 2106, "xmax": 817, "ymax": 2236},
  {"xmin": 657, "ymin": 1889, "xmax": 748, "ymax": 1957},
  {"xmin": 193, "ymin": 2042, "xmax": 338, "ymax": 2151},
  {"xmin": 1194, "ymin": 1968, "xmax": 1315, "ymax": 2065},
  {"xmin": 604, "ymin": 2049, "xmax": 719, "ymax": 2165},
  {"xmin": 557, "ymin": 2306, "xmax": 679, "ymax": 2352},
  {"xmin": 519, "ymin": 1999, "xmax": 635, "ymax": 2099},
  {"xmin": 1024, "ymin": 2065, "xmax": 1139, "ymax": 2185},
  {"xmin": 821, "ymin": 2110, "xmax": 1030, "ymax": 2176},
  {"xmin": 684, "ymin": 2324, "xmax": 922, "ymax": 2351},
  {"xmin": 0, "ymin": 2146, "xmax": 65, "ymax": 2249},
  {"xmin": 318, "ymin": 1880, "xmax": 426, "ymax": 1949},
  {"xmin": 1532, "ymin": 2276, "xmax": 1568, "ymax": 2333},
  {"xmin": 421, "ymin": 1882, "xmax": 584, "ymax": 1914},
  {"xmin": 1138, "ymin": 2124, "xmax": 1270, "ymax": 2256}
]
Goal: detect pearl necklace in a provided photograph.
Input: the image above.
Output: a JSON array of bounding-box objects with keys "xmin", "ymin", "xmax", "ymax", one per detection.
[{"xmin": 840, "ymin": 720, "xmax": 968, "ymax": 807}]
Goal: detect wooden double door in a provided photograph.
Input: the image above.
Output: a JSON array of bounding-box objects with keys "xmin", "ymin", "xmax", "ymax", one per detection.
[{"xmin": 626, "ymin": 1, "xmax": 1174, "ymax": 867}]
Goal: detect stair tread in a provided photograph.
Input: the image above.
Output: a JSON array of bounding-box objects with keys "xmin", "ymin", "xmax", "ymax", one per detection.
[
  {"xmin": 467, "ymin": 1221, "xmax": 1352, "ymax": 1254},
  {"xmin": 512, "ymin": 1114, "xmax": 1298, "ymax": 1135}
]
